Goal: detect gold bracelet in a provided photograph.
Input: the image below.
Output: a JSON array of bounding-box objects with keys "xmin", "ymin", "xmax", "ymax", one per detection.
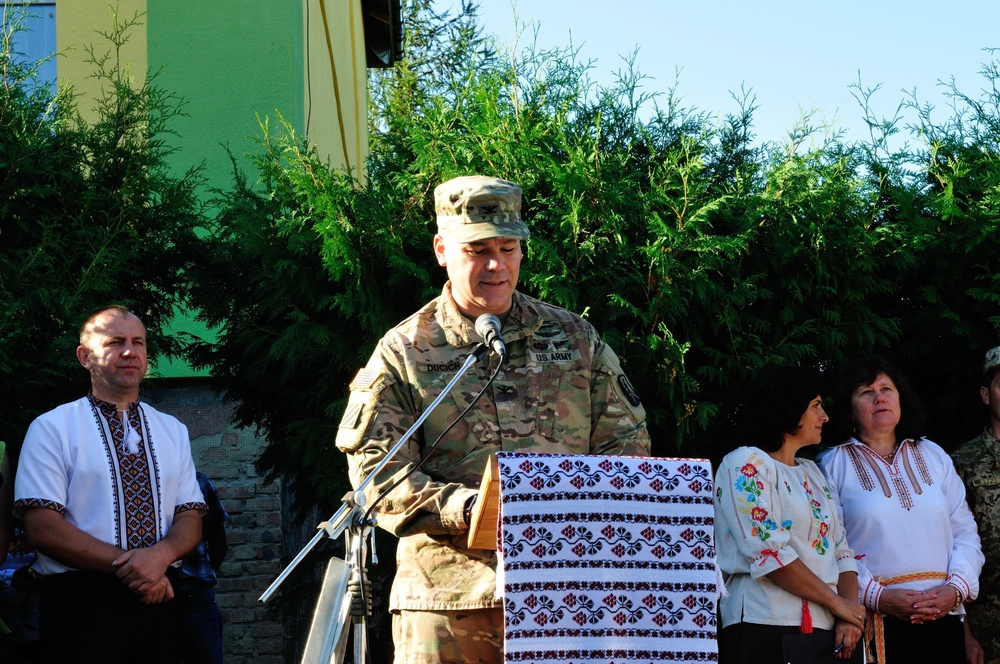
[{"xmin": 952, "ymin": 586, "xmax": 962, "ymax": 611}]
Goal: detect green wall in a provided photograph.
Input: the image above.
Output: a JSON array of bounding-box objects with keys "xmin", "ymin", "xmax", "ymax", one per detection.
[
  {"xmin": 147, "ymin": 0, "xmax": 305, "ymax": 196},
  {"xmin": 146, "ymin": 1, "xmax": 305, "ymax": 378}
]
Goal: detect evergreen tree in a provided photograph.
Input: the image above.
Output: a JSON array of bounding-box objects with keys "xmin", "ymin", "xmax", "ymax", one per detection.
[
  {"xmin": 188, "ymin": 2, "xmax": 1000, "ymax": 511},
  {"xmin": 186, "ymin": 7, "xmax": 1000, "ymax": 656},
  {"xmin": 0, "ymin": 8, "xmax": 203, "ymax": 452}
]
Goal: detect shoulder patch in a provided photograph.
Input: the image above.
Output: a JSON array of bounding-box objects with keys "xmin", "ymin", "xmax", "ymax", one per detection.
[
  {"xmin": 618, "ymin": 374, "xmax": 642, "ymax": 407},
  {"xmin": 349, "ymin": 368, "xmax": 381, "ymax": 391},
  {"xmin": 339, "ymin": 401, "xmax": 364, "ymax": 430}
]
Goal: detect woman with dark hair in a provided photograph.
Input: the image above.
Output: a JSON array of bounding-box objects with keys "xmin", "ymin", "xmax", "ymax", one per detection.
[
  {"xmin": 817, "ymin": 356, "xmax": 983, "ymax": 664},
  {"xmin": 715, "ymin": 367, "xmax": 865, "ymax": 663}
]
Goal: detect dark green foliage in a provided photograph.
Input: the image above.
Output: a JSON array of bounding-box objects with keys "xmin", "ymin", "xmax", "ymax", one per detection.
[
  {"xmin": 12, "ymin": 3, "xmax": 998, "ymax": 659},
  {"xmin": 185, "ymin": 117, "xmax": 438, "ymax": 516},
  {"xmin": 188, "ymin": 0, "xmax": 1000, "ymax": 517},
  {"xmin": 0, "ymin": 9, "xmax": 203, "ymax": 452},
  {"xmin": 879, "ymin": 61, "xmax": 1000, "ymax": 438}
]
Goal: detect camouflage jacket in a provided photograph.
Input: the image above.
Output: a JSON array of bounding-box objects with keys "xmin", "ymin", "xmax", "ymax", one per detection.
[
  {"xmin": 335, "ymin": 284, "xmax": 650, "ymax": 611},
  {"xmin": 952, "ymin": 429, "xmax": 1000, "ymax": 662}
]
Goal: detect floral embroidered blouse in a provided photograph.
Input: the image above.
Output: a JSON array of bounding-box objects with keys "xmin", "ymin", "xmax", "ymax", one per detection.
[
  {"xmin": 818, "ymin": 438, "xmax": 983, "ymax": 612},
  {"xmin": 715, "ymin": 446, "xmax": 857, "ymax": 629}
]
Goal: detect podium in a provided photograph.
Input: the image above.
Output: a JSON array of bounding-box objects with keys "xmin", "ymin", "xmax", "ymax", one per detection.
[
  {"xmin": 476, "ymin": 451, "xmax": 719, "ymax": 663},
  {"xmin": 467, "ymin": 454, "xmax": 500, "ymax": 550}
]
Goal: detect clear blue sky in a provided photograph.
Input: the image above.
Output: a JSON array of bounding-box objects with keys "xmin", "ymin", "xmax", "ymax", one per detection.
[{"xmin": 434, "ymin": 0, "xmax": 999, "ymax": 145}]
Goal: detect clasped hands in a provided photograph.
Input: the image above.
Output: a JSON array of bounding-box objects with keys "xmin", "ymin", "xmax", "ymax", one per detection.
[
  {"xmin": 831, "ymin": 596, "xmax": 866, "ymax": 660},
  {"xmin": 877, "ymin": 584, "xmax": 959, "ymax": 624},
  {"xmin": 112, "ymin": 547, "xmax": 174, "ymax": 604}
]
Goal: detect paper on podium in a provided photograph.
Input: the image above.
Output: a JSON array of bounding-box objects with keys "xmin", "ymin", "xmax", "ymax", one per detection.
[{"xmin": 467, "ymin": 454, "xmax": 500, "ymax": 549}]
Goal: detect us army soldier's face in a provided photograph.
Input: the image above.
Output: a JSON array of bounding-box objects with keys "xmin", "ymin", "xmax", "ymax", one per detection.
[{"xmin": 433, "ymin": 235, "xmax": 522, "ymax": 317}]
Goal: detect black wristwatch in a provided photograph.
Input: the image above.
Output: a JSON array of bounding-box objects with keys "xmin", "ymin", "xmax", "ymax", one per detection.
[{"xmin": 463, "ymin": 496, "xmax": 478, "ymax": 526}]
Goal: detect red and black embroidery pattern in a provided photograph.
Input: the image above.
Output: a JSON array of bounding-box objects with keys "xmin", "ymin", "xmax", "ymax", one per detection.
[
  {"xmin": 91, "ymin": 397, "xmax": 160, "ymax": 549},
  {"xmin": 498, "ymin": 453, "xmax": 718, "ymax": 662},
  {"xmin": 846, "ymin": 439, "xmax": 933, "ymax": 511}
]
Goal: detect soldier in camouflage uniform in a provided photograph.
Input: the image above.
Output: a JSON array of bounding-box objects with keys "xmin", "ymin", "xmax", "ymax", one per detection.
[
  {"xmin": 952, "ymin": 345, "xmax": 1000, "ymax": 664},
  {"xmin": 335, "ymin": 175, "xmax": 650, "ymax": 664}
]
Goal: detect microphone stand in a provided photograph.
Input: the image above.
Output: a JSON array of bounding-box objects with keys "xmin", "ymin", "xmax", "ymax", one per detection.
[{"xmin": 259, "ymin": 343, "xmax": 491, "ymax": 664}]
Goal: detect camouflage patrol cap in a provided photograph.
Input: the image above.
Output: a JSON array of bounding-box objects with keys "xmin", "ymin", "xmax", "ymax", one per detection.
[
  {"xmin": 984, "ymin": 345, "xmax": 1000, "ymax": 378},
  {"xmin": 434, "ymin": 175, "xmax": 530, "ymax": 243}
]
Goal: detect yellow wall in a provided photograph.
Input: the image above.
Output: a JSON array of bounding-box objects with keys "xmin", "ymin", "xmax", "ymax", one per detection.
[
  {"xmin": 53, "ymin": 0, "xmax": 370, "ymax": 377},
  {"xmin": 55, "ymin": 0, "xmax": 366, "ymax": 178},
  {"xmin": 304, "ymin": 0, "xmax": 368, "ymax": 181},
  {"xmin": 56, "ymin": 0, "xmax": 147, "ymax": 124}
]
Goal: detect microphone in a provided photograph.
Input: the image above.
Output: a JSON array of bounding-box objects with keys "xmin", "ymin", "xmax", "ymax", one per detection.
[{"xmin": 474, "ymin": 314, "xmax": 506, "ymax": 359}]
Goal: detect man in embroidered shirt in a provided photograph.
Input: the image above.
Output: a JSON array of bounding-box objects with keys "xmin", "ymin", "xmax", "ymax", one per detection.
[
  {"xmin": 14, "ymin": 305, "xmax": 207, "ymax": 663},
  {"xmin": 953, "ymin": 345, "xmax": 1000, "ymax": 664},
  {"xmin": 335, "ymin": 175, "xmax": 650, "ymax": 664}
]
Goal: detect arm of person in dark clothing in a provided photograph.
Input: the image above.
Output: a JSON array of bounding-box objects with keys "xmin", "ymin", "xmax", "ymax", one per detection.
[{"xmin": 204, "ymin": 513, "xmax": 228, "ymax": 573}]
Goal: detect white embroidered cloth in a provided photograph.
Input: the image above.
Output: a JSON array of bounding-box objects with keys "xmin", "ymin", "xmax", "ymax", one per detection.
[{"xmin": 497, "ymin": 452, "xmax": 718, "ymax": 663}]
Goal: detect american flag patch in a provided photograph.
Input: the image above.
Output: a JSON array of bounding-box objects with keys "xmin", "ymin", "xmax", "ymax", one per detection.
[{"xmin": 349, "ymin": 368, "xmax": 379, "ymax": 391}]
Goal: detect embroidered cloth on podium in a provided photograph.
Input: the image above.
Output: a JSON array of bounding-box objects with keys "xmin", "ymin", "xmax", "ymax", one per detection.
[{"xmin": 497, "ymin": 452, "xmax": 718, "ymax": 663}]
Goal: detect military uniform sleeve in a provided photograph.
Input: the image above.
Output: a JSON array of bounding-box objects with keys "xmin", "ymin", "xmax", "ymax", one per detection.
[
  {"xmin": 950, "ymin": 445, "xmax": 977, "ymax": 512},
  {"xmin": 588, "ymin": 341, "xmax": 650, "ymax": 457},
  {"xmin": 335, "ymin": 346, "xmax": 478, "ymax": 540},
  {"xmin": 932, "ymin": 442, "xmax": 984, "ymax": 602}
]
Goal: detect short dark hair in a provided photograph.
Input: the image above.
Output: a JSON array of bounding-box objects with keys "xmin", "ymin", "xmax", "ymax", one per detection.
[
  {"xmin": 737, "ymin": 366, "xmax": 825, "ymax": 453},
  {"xmin": 79, "ymin": 305, "xmax": 141, "ymax": 343},
  {"xmin": 826, "ymin": 356, "xmax": 926, "ymax": 443}
]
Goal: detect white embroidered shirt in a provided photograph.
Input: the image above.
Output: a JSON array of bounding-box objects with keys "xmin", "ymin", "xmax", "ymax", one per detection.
[
  {"xmin": 715, "ymin": 446, "xmax": 857, "ymax": 629},
  {"xmin": 817, "ymin": 438, "xmax": 983, "ymax": 611}
]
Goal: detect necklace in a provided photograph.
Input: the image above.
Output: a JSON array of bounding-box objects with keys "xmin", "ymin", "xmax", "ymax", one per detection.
[
  {"xmin": 877, "ymin": 440, "xmax": 900, "ymax": 462},
  {"xmin": 859, "ymin": 435, "xmax": 899, "ymax": 462}
]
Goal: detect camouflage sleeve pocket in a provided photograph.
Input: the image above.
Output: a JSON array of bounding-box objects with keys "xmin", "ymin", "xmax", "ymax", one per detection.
[{"xmin": 593, "ymin": 344, "xmax": 646, "ymax": 424}]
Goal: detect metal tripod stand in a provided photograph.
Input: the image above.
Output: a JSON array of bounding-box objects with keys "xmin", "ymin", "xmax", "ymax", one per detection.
[
  {"xmin": 258, "ymin": 343, "xmax": 490, "ymax": 664},
  {"xmin": 297, "ymin": 495, "xmax": 374, "ymax": 664}
]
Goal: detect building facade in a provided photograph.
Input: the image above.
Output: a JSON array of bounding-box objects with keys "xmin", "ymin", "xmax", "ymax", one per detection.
[{"xmin": 6, "ymin": 1, "xmax": 400, "ymax": 660}]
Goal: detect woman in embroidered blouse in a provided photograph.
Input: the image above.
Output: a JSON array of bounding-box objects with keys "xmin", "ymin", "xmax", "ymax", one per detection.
[
  {"xmin": 715, "ymin": 367, "xmax": 866, "ymax": 664},
  {"xmin": 818, "ymin": 356, "xmax": 984, "ymax": 664}
]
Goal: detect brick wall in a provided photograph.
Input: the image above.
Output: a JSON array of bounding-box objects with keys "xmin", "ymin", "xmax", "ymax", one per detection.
[
  {"xmin": 146, "ymin": 380, "xmax": 391, "ymax": 663},
  {"xmin": 145, "ymin": 381, "xmax": 288, "ymax": 662}
]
